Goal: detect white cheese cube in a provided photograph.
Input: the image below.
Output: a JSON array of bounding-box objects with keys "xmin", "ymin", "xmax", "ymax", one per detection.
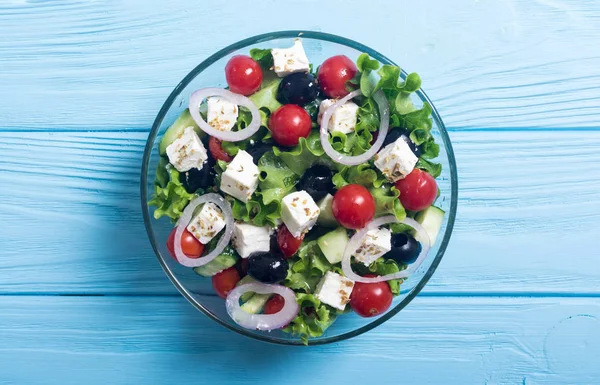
[
  {"xmin": 231, "ymin": 222, "xmax": 271, "ymax": 258},
  {"xmin": 186, "ymin": 202, "xmax": 226, "ymax": 244},
  {"xmin": 207, "ymin": 96, "xmax": 238, "ymax": 132},
  {"xmin": 220, "ymin": 150, "xmax": 259, "ymax": 203},
  {"xmin": 374, "ymin": 137, "xmax": 418, "ymax": 182},
  {"xmin": 318, "ymin": 99, "xmax": 359, "ymax": 134},
  {"xmin": 281, "ymin": 191, "xmax": 320, "ymax": 238},
  {"xmin": 314, "ymin": 272, "xmax": 354, "ymax": 311},
  {"xmin": 165, "ymin": 126, "xmax": 208, "ymax": 172},
  {"xmin": 271, "ymin": 40, "xmax": 310, "ymax": 77},
  {"xmin": 352, "ymin": 228, "xmax": 392, "ymax": 266}
]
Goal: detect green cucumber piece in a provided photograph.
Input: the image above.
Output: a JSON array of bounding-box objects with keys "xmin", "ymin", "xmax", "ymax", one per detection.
[
  {"xmin": 159, "ymin": 109, "xmax": 204, "ymax": 155},
  {"xmin": 316, "ymin": 194, "xmax": 338, "ymax": 227},
  {"xmin": 236, "ymin": 275, "xmax": 258, "ymax": 302},
  {"xmin": 249, "ymin": 75, "xmax": 282, "ymax": 113},
  {"xmin": 317, "ymin": 227, "xmax": 349, "ymax": 264},
  {"xmin": 240, "ymin": 293, "xmax": 271, "ymax": 314},
  {"xmin": 413, "ymin": 206, "xmax": 445, "ymax": 244},
  {"xmin": 192, "ymin": 248, "xmax": 239, "ymax": 277}
]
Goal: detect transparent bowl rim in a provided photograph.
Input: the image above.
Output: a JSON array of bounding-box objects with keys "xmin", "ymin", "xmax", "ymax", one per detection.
[{"xmin": 140, "ymin": 30, "xmax": 458, "ymax": 346}]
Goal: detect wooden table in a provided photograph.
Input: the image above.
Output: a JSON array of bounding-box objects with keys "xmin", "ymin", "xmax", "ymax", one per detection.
[{"xmin": 1, "ymin": 1, "xmax": 599, "ymax": 383}]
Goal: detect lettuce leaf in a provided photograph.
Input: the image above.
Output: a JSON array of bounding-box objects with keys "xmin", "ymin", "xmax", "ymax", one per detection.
[
  {"xmin": 283, "ymin": 293, "xmax": 339, "ymax": 344},
  {"xmin": 226, "ymin": 195, "xmax": 280, "ymax": 227},
  {"xmin": 149, "ymin": 167, "xmax": 194, "ymax": 221},
  {"xmin": 284, "ymin": 240, "xmax": 334, "ymax": 293},
  {"xmin": 273, "ymin": 131, "xmax": 337, "ymax": 175},
  {"xmin": 249, "ymin": 48, "xmax": 273, "ymax": 71},
  {"xmin": 257, "ymin": 152, "xmax": 299, "ymax": 204},
  {"xmin": 332, "ymin": 162, "xmax": 383, "ymax": 190},
  {"xmin": 352, "ymin": 258, "xmax": 404, "ymax": 295},
  {"xmin": 416, "ymin": 158, "xmax": 442, "ymax": 178},
  {"xmin": 369, "ymin": 184, "xmax": 406, "ymax": 220}
]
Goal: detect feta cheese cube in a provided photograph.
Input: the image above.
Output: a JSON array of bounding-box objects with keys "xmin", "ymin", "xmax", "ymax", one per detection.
[
  {"xmin": 186, "ymin": 202, "xmax": 226, "ymax": 244},
  {"xmin": 165, "ymin": 126, "xmax": 208, "ymax": 172},
  {"xmin": 271, "ymin": 40, "xmax": 310, "ymax": 77},
  {"xmin": 281, "ymin": 191, "xmax": 320, "ymax": 238},
  {"xmin": 220, "ymin": 150, "xmax": 259, "ymax": 203},
  {"xmin": 207, "ymin": 96, "xmax": 238, "ymax": 132},
  {"xmin": 231, "ymin": 222, "xmax": 271, "ymax": 258},
  {"xmin": 374, "ymin": 137, "xmax": 418, "ymax": 182},
  {"xmin": 314, "ymin": 272, "xmax": 354, "ymax": 311},
  {"xmin": 352, "ymin": 228, "xmax": 392, "ymax": 266},
  {"xmin": 318, "ymin": 99, "xmax": 359, "ymax": 134}
]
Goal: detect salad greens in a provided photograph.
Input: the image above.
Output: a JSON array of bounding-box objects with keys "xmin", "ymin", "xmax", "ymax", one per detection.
[{"xmin": 150, "ymin": 163, "xmax": 194, "ymax": 221}]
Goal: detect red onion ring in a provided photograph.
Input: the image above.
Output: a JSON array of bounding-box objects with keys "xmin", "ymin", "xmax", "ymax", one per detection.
[
  {"xmin": 320, "ymin": 89, "xmax": 389, "ymax": 166},
  {"xmin": 174, "ymin": 193, "xmax": 233, "ymax": 267},
  {"xmin": 226, "ymin": 283, "xmax": 299, "ymax": 331},
  {"xmin": 188, "ymin": 88, "xmax": 261, "ymax": 142},
  {"xmin": 341, "ymin": 215, "xmax": 431, "ymax": 283}
]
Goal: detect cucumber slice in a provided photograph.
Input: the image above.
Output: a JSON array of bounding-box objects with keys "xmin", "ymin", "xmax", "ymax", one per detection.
[
  {"xmin": 192, "ymin": 248, "xmax": 239, "ymax": 277},
  {"xmin": 413, "ymin": 206, "xmax": 445, "ymax": 245},
  {"xmin": 240, "ymin": 293, "xmax": 270, "ymax": 314},
  {"xmin": 236, "ymin": 275, "xmax": 258, "ymax": 302},
  {"xmin": 249, "ymin": 75, "xmax": 282, "ymax": 113},
  {"xmin": 316, "ymin": 194, "xmax": 338, "ymax": 227},
  {"xmin": 159, "ymin": 109, "xmax": 204, "ymax": 155},
  {"xmin": 317, "ymin": 227, "xmax": 349, "ymax": 264}
]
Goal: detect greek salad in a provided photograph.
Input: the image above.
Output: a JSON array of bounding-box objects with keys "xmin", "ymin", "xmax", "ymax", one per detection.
[{"xmin": 150, "ymin": 39, "xmax": 445, "ymax": 343}]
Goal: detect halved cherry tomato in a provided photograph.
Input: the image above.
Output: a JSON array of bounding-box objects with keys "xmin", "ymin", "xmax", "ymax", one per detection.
[
  {"xmin": 166, "ymin": 227, "xmax": 204, "ymax": 261},
  {"xmin": 277, "ymin": 225, "xmax": 304, "ymax": 258},
  {"xmin": 212, "ymin": 267, "xmax": 241, "ymax": 299},
  {"xmin": 350, "ymin": 275, "xmax": 393, "ymax": 318},
  {"xmin": 208, "ymin": 136, "xmax": 234, "ymax": 162},
  {"xmin": 332, "ymin": 184, "xmax": 376, "ymax": 229},
  {"xmin": 268, "ymin": 104, "xmax": 312, "ymax": 147},
  {"xmin": 225, "ymin": 55, "xmax": 263, "ymax": 95},
  {"xmin": 394, "ymin": 168, "xmax": 437, "ymax": 211},
  {"xmin": 264, "ymin": 294, "xmax": 285, "ymax": 315},
  {"xmin": 317, "ymin": 55, "xmax": 358, "ymax": 98}
]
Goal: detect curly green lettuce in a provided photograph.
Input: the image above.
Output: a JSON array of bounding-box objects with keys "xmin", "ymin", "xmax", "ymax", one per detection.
[
  {"xmin": 258, "ymin": 152, "xmax": 299, "ymax": 204},
  {"xmin": 149, "ymin": 165, "xmax": 194, "ymax": 221},
  {"xmin": 249, "ymin": 48, "xmax": 273, "ymax": 71},
  {"xmin": 273, "ymin": 131, "xmax": 337, "ymax": 175},
  {"xmin": 284, "ymin": 240, "xmax": 336, "ymax": 292},
  {"xmin": 283, "ymin": 293, "xmax": 339, "ymax": 345},
  {"xmin": 352, "ymin": 257, "xmax": 404, "ymax": 295}
]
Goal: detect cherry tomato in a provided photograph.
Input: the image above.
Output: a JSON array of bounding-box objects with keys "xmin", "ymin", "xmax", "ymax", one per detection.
[
  {"xmin": 268, "ymin": 104, "xmax": 312, "ymax": 146},
  {"xmin": 350, "ymin": 275, "xmax": 393, "ymax": 318},
  {"xmin": 332, "ymin": 184, "xmax": 376, "ymax": 229},
  {"xmin": 277, "ymin": 225, "xmax": 304, "ymax": 258},
  {"xmin": 208, "ymin": 136, "xmax": 233, "ymax": 162},
  {"xmin": 317, "ymin": 55, "xmax": 358, "ymax": 98},
  {"xmin": 225, "ymin": 55, "xmax": 263, "ymax": 95},
  {"xmin": 394, "ymin": 168, "xmax": 438, "ymax": 211},
  {"xmin": 166, "ymin": 227, "xmax": 204, "ymax": 261},
  {"xmin": 264, "ymin": 294, "xmax": 285, "ymax": 315},
  {"xmin": 212, "ymin": 267, "xmax": 241, "ymax": 299}
]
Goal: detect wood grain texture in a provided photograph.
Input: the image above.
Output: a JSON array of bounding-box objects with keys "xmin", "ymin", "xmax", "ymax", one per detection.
[
  {"xmin": 1, "ymin": 0, "xmax": 599, "ymax": 130},
  {"xmin": 2, "ymin": 296, "xmax": 600, "ymax": 384},
  {"xmin": 1, "ymin": 130, "xmax": 599, "ymax": 295}
]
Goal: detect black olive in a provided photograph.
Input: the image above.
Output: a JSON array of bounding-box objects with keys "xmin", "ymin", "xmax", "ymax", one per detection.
[
  {"xmin": 245, "ymin": 142, "xmax": 273, "ymax": 163},
  {"xmin": 296, "ymin": 165, "xmax": 335, "ymax": 202},
  {"xmin": 277, "ymin": 72, "xmax": 320, "ymax": 106},
  {"xmin": 383, "ymin": 128, "xmax": 422, "ymax": 157},
  {"xmin": 247, "ymin": 252, "xmax": 289, "ymax": 284},
  {"xmin": 179, "ymin": 157, "xmax": 216, "ymax": 193},
  {"xmin": 384, "ymin": 233, "xmax": 422, "ymax": 264}
]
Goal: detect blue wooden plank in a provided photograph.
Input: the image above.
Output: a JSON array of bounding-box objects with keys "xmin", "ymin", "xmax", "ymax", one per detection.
[
  {"xmin": 1, "ymin": 130, "xmax": 599, "ymax": 295},
  {"xmin": 1, "ymin": 296, "xmax": 600, "ymax": 384},
  {"xmin": 0, "ymin": 0, "xmax": 599, "ymax": 130}
]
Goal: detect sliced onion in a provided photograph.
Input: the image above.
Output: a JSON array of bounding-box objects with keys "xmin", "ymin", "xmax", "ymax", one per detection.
[
  {"xmin": 320, "ymin": 89, "xmax": 389, "ymax": 166},
  {"xmin": 342, "ymin": 215, "xmax": 431, "ymax": 283},
  {"xmin": 226, "ymin": 283, "xmax": 299, "ymax": 331},
  {"xmin": 173, "ymin": 193, "xmax": 233, "ymax": 267},
  {"xmin": 188, "ymin": 88, "xmax": 261, "ymax": 142}
]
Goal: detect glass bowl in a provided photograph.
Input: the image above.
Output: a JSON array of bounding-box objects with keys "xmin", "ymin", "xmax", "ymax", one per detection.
[{"xmin": 141, "ymin": 31, "xmax": 458, "ymax": 345}]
